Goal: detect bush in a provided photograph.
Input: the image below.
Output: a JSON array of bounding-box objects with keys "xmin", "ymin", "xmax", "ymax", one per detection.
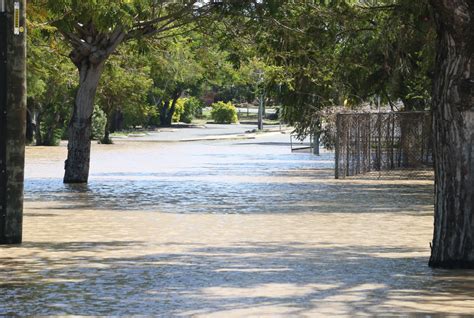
[
  {"xmin": 172, "ymin": 98, "xmax": 186, "ymax": 123},
  {"xmin": 181, "ymin": 97, "xmax": 203, "ymax": 123},
  {"xmin": 35, "ymin": 102, "xmax": 71, "ymax": 146},
  {"xmin": 92, "ymin": 104, "xmax": 107, "ymax": 140},
  {"xmin": 39, "ymin": 126, "xmax": 63, "ymax": 146},
  {"xmin": 123, "ymin": 104, "xmax": 157, "ymax": 128},
  {"xmin": 210, "ymin": 101, "xmax": 238, "ymax": 124}
]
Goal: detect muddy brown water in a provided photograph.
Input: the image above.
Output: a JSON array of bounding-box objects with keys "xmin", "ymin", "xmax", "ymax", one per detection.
[{"xmin": 1, "ymin": 133, "xmax": 474, "ymax": 316}]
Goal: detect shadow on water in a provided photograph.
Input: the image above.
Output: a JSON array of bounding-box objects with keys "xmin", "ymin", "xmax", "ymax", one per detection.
[
  {"xmin": 12, "ymin": 138, "xmax": 446, "ymax": 315},
  {"xmin": 1, "ymin": 241, "xmax": 473, "ymax": 316}
]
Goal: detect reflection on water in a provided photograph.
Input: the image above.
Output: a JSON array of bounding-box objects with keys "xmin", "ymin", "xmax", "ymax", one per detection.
[
  {"xmin": 25, "ymin": 140, "xmax": 338, "ymax": 214},
  {"xmin": 23, "ymin": 140, "xmax": 430, "ymax": 215},
  {"xmin": 2, "ymin": 133, "xmax": 474, "ymax": 316}
]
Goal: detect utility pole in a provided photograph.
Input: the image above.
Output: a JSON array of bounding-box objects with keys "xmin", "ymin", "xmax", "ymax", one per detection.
[{"xmin": 0, "ymin": 0, "xmax": 27, "ymax": 245}]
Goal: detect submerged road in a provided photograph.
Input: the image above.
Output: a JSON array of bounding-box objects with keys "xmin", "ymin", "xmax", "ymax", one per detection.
[{"xmin": 1, "ymin": 125, "xmax": 473, "ymax": 316}]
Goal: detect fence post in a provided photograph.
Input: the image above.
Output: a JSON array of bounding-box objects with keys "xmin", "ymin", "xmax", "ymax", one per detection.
[
  {"xmin": 377, "ymin": 113, "xmax": 382, "ymax": 171},
  {"xmin": 346, "ymin": 117, "xmax": 351, "ymax": 176},
  {"xmin": 367, "ymin": 114, "xmax": 371, "ymax": 172},
  {"xmin": 335, "ymin": 114, "xmax": 341, "ymax": 179},
  {"xmin": 391, "ymin": 114, "xmax": 395, "ymax": 168},
  {"xmin": 356, "ymin": 115, "xmax": 361, "ymax": 174}
]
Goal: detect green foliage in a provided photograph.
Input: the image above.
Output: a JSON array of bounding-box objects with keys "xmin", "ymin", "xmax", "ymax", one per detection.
[
  {"xmin": 181, "ymin": 97, "xmax": 204, "ymax": 123},
  {"xmin": 172, "ymin": 98, "xmax": 186, "ymax": 123},
  {"xmin": 92, "ymin": 104, "xmax": 107, "ymax": 141},
  {"xmin": 211, "ymin": 101, "xmax": 238, "ymax": 124},
  {"xmin": 97, "ymin": 43, "xmax": 154, "ymax": 132},
  {"xmin": 38, "ymin": 125, "xmax": 63, "ymax": 146},
  {"xmin": 148, "ymin": 35, "xmax": 207, "ymax": 120},
  {"xmin": 27, "ymin": 22, "xmax": 76, "ymax": 145},
  {"xmin": 123, "ymin": 105, "xmax": 158, "ymax": 128},
  {"xmin": 335, "ymin": 0, "xmax": 435, "ymax": 111},
  {"xmin": 26, "ymin": 0, "xmax": 435, "ymax": 141},
  {"xmin": 28, "ymin": 0, "xmax": 223, "ymax": 143},
  {"xmin": 33, "ymin": 0, "xmax": 211, "ymax": 37},
  {"xmin": 225, "ymin": 0, "xmax": 435, "ymax": 136}
]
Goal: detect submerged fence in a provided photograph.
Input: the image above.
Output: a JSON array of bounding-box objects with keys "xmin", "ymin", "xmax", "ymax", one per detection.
[{"xmin": 335, "ymin": 112, "xmax": 433, "ymax": 179}]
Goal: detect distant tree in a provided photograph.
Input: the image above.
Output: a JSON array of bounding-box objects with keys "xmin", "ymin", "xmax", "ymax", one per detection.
[
  {"xmin": 32, "ymin": 0, "xmax": 219, "ymax": 183},
  {"xmin": 97, "ymin": 45, "xmax": 153, "ymax": 143},
  {"xmin": 148, "ymin": 36, "xmax": 206, "ymax": 126},
  {"xmin": 27, "ymin": 15, "xmax": 76, "ymax": 145},
  {"xmin": 336, "ymin": 0, "xmax": 435, "ymax": 111},
  {"xmin": 225, "ymin": 1, "xmax": 435, "ymax": 136}
]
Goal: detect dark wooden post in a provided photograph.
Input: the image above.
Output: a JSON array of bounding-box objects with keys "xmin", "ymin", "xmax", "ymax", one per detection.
[
  {"xmin": 355, "ymin": 115, "xmax": 360, "ymax": 174},
  {"xmin": 376, "ymin": 113, "xmax": 382, "ymax": 171},
  {"xmin": 367, "ymin": 113, "xmax": 371, "ymax": 172},
  {"xmin": 312, "ymin": 119, "xmax": 320, "ymax": 156},
  {"xmin": 0, "ymin": 0, "xmax": 27, "ymax": 244},
  {"xmin": 345, "ymin": 116, "xmax": 350, "ymax": 176},
  {"xmin": 335, "ymin": 114, "xmax": 340, "ymax": 179}
]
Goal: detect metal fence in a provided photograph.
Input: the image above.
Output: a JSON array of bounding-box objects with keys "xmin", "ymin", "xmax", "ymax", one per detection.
[{"xmin": 335, "ymin": 112, "xmax": 433, "ymax": 179}]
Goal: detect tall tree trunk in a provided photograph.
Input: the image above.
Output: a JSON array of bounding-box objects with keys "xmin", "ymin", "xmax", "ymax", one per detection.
[
  {"xmin": 44, "ymin": 124, "xmax": 56, "ymax": 146},
  {"xmin": 101, "ymin": 116, "xmax": 113, "ymax": 144},
  {"xmin": 25, "ymin": 108, "xmax": 34, "ymax": 144},
  {"xmin": 64, "ymin": 62, "xmax": 105, "ymax": 183},
  {"xmin": 35, "ymin": 111, "xmax": 42, "ymax": 146},
  {"xmin": 0, "ymin": 0, "xmax": 27, "ymax": 244},
  {"xmin": 110, "ymin": 110, "xmax": 123, "ymax": 132},
  {"xmin": 160, "ymin": 100, "xmax": 170, "ymax": 126},
  {"xmin": 429, "ymin": 0, "xmax": 474, "ymax": 268}
]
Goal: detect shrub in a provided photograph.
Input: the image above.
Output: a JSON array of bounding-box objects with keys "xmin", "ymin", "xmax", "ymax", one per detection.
[
  {"xmin": 172, "ymin": 98, "xmax": 186, "ymax": 123},
  {"xmin": 35, "ymin": 102, "xmax": 71, "ymax": 146},
  {"xmin": 123, "ymin": 104, "xmax": 157, "ymax": 128},
  {"xmin": 37, "ymin": 105, "xmax": 67, "ymax": 146},
  {"xmin": 181, "ymin": 97, "xmax": 203, "ymax": 123},
  {"xmin": 92, "ymin": 104, "xmax": 107, "ymax": 140},
  {"xmin": 39, "ymin": 126, "xmax": 63, "ymax": 146},
  {"xmin": 210, "ymin": 101, "xmax": 238, "ymax": 124}
]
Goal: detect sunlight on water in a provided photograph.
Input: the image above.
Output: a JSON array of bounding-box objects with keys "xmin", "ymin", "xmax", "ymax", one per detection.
[{"xmin": 1, "ymin": 133, "xmax": 473, "ymax": 316}]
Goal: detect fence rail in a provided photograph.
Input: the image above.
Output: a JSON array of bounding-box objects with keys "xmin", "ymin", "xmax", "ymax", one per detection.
[{"xmin": 335, "ymin": 112, "xmax": 433, "ymax": 179}]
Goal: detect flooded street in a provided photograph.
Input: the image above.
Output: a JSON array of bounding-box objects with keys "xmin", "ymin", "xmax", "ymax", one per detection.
[{"xmin": 1, "ymin": 126, "xmax": 474, "ymax": 316}]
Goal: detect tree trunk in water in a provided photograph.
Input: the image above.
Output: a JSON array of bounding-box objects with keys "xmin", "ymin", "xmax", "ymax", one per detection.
[
  {"xmin": 429, "ymin": 0, "xmax": 474, "ymax": 268},
  {"xmin": 0, "ymin": 1, "xmax": 27, "ymax": 244},
  {"xmin": 44, "ymin": 125, "xmax": 56, "ymax": 146},
  {"xmin": 35, "ymin": 111, "xmax": 42, "ymax": 146},
  {"xmin": 101, "ymin": 118, "xmax": 113, "ymax": 144},
  {"xmin": 64, "ymin": 62, "xmax": 104, "ymax": 183}
]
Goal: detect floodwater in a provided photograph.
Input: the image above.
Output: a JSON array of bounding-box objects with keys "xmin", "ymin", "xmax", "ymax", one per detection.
[{"xmin": 2, "ymin": 127, "xmax": 474, "ymax": 316}]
